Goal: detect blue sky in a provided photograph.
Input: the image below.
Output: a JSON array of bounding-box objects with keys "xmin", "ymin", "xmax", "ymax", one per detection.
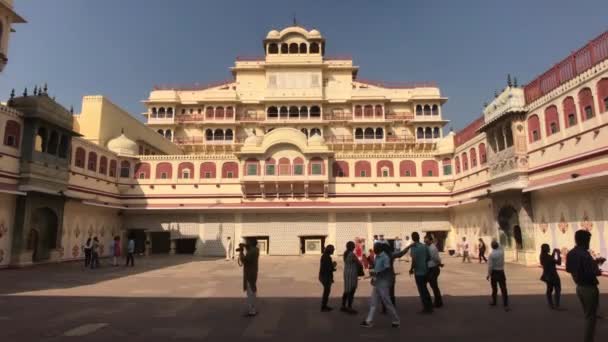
[{"xmin": 1, "ymin": 0, "xmax": 607, "ymax": 130}]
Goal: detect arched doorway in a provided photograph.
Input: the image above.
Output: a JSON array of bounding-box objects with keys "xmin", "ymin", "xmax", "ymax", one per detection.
[
  {"xmin": 27, "ymin": 208, "xmax": 59, "ymax": 262},
  {"xmin": 497, "ymin": 206, "xmax": 519, "ymax": 249}
]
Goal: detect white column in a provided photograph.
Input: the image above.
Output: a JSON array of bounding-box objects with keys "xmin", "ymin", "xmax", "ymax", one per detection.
[{"xmin": 195, "ymin": 213, "xmax": 205, "ymax": 256}]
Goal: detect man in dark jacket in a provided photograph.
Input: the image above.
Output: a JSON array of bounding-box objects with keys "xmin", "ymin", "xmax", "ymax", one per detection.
[
  {"xmin": 240, "ymin": 238, "xmax": 260, "ymax": 317},
  {"xmin": 319, "ymin": 244, "xmax": 336, "ymax": 312}
]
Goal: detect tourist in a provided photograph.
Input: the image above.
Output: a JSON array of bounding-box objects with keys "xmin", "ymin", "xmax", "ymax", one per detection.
[
  {"xmin": 373, "ymin": 235, "xmax": 379, "ymax": 245},
  {"xmin": 539, "ymin": 243, "xmax": 562, "ymax": 310},
  {"xmin": 226, "ymin": 236, "xmax": 233, "ymax": 261},
  {"xmin": 239, "ymin": 238, "xmax": 260, "ymax": 317},
  {"xmin": 403, "ymin": 235, "xmax": 411, "ymax": 262},
  {"xmin": 83, "ymin": 237, "xmax": 92, "ymax": 267},
  {"xmin": 319, "ymin": 244, "xmax": 336, "ymax": 312},
  {"xmin": 112, "ymin": 235, "xmax": 121, "ymax": 266},
  {"xmin": 360, "ymin": 243, "xmax": 400, "ymax": 328},
  {"xmin": 478, "ymin": 238, "xmax": 488, "ymax": 263},
  {"xmin": 90, "ymin": 237, "xmax": 100, "ymax": 269},
  {"xmin": 366, "ymin": 248, "xmax": 376, "ymax": 269},
  {"xmin": 566, "ymin": 230, "xmax": 606, "ymax": 342},
  {"xmin": 394, "ymin": 237, "xmax": 402, "ymax": 262},
  {"xmin": 487, "ymin": 240, "xmax": 509, "ymax": 311},
  {"xmin": 462, "ymin": 237, "xmax": 471, "ymax": 263},
  {"xmin": 409, "ymin": 232, "xmax": 433, "ymax": 313},
  {"xmin": 378, "ymin": 235, "xmax": 388, "ymax": 245},
  {"xmin": 354, "ymin": 238, "xmax": 363, "ymax": 262},
  {"xmin": 425, "ymin": 234, "xmax": 444, "ymax": 308},
  {"xmin": 125, "ymin": 235, "xmax": 135, "ymax": 267},
  {"xmin": 341, "ymin": 241, "xmax": 360, "ymax": 314}
]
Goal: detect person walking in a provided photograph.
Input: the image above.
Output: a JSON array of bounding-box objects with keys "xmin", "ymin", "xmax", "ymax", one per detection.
[
  {"xmin": 226, "ymin": 236, "xmax": 234, "ymax": 261},
  {"xmin": 461, "ymin": 237, "xmax": 471, "ymax": 263},
  {"xmin": 341, "ymin": 241, "xmax": 360, "ymax": 314},
  {"xmin": 360, "ymin": 243, "xmax": 400, "ymax": 328},
  {"xmin": 239, "ymin": 238, "xmax": 260, "ymax": 317},
  {"xmin": 478, "ymin": 238, "xmax": 488, "ymax": 263},
  {"xmin": 83, "ymin": 237, "xmax": 92, "ymax": 267},
  {"xmin": 425, "ymin": 234, "xmax": 444, "ymax": 308},
  {"xmin": 487, "ymin": 240, "xmax": 509, "ymax": 311},
  {"xmin": 90, "ymin": 237, "xmax": 100, "ymax": 269},
  {"xmin": 540, "ymin": 244, "xmax": 562, "ymax": 310},
  {"xmin": 394, "ymin": 237, "xmax": 402, "ymax": 262},
  {"xmin": 319, "ymin": 244, "xmax": 336, "ymax": 312},
  {"xmin": 403, "ymin": 235, "xmax": 411, "ymax": 262},
  {"xmin": 366, "ymin": 248, "xmax": 376, "ymax": 269},
  {"xmin": 566, "ymin": 230, "xmax": 606, "ymax": 342},
  {"xmin": 112, "ymin": 236, "xmax": 121, "ymax": 266},
  {"xmin": 410, "ymin": 232, "xmax": 433, "ymax": 313},
  {"xmin": 125, "ymin": 235, "xmax": 135, "ymax": 267}
]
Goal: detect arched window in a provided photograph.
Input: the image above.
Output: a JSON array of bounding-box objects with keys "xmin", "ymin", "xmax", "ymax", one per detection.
[
  {"xmin": 310, "ymin": 106, "xmax": 321, "ymax": 117},
  {"xmin": 87, "ymin": 151, "xmax": 97, "ymax": 172},
  {"xmin": 423, "ymin": 105, "xmax": 431, "ymax": 115},
  {"xmin": 157, "ymin": 129, "xmax": 164, "ymax": 135},
  {"xmin": 433, "ymin": 127, "xmax": 440, "ymax": 138},
  {"xmin": 310, "ymin": 128, "xmax": 322, "ymax": 136},
  {"xmin": 332, "ymin": 161, "xmax": 349, "ymax": 177},
  {"xmin": 293, "ymin": 157, "xmax": 305, "ymax": 175},
  {"xmin": 134, "ymin": 162, "xmax": 151, "ymax": 179},
  {"xmin": 213, "ymin": 129, "xmax": 224, "ymax": 141},
  {"xmin": 151, "ymin": 107, "xmax": 157, "ymax": 118},
  {"xmin": 308, "ymin": 157, "xmax": 324, "ymax": 175},
  {"xmin": 415, "ymin": 105, "xmax": 423, "ymax": 116},
  {"xmin": 544, "ymin": 105, "xmax": 560, "ymax": 136},
  {"xmin": 280, "ymin": 43, "xmax": 288, "ymax": 54},
  {"xmin": 35, "ymin": 127, "xmax": 47, "ymax": 152},
  {"xmin": 578, "ymin": 87, "xmax": 595, "ymax": 121},
  {"xmin": 310, "ymin": 42, "xmax": 320, "ymax": 54},
  {"xmin": 278, "ymin": 157, "xmax": 291, "ymax": 176},
  {"xmin": 166, "ymin": 107, "xmax": 173, "ymax": 118},
  {"xmin": 289, "ymin": 43, "xmax": 299, "ymax": 54},
  {"xmin": 222, "ymin": 162, "xmax": 239, "ymax": 178},
  {"xmin": 442, "ymin": 158, "xmax": 452, "ymax": 175},
  {"xmin": 215, "ymin": 106, "xmax": 224, "ymax": 119},
  {"xmin": 267, "ymin": 106, "xmax": 278, "ymax": 118},
  {"xmin": 354, "ymin": 105, "xmax": 363, "ymax": 118},
  {"xmin": 205, "ymin": 106, "xmax": 214, "ymax": 119},
  {"xmin": 469, "ymin": 147, "xmax": 477, "ymax": 168},
  {"xmin": 374, "ymin": 105, "xmax": 383, "ymax": 117},
  {"xmin": 417, "ymin": 127, "xmax": 424, "ymax": 139},
  {"xmin": 279, "ymin": 106, "xmax": 288, "ymax": 118},
  {"xmin": 156, "ymin": 162, "xmax": 173, "ymax": 179},
  {"xmin": 563, "ymin": 96, "xmax": 577, "ymax": 128},
  {"xmin": 354, "ymin": 161, "xmax": 371, "ymax": 177},
  {"xmin": 299, "ymin": 43, "xmax": 307, "ymax": 54},
  {"xmin": 244, "ymin": 158, "xmax": 260, "ymax": 176},
  {"xmin": 527, "ymin": 114, "xmax": 541, "ymax": 143},
  {"xmin": 200, "ymin": 162, "xmax": 216, "ymax": 179},
  {"xmin": 479, "ymin": 143, "xmax": 487, "ymax": 165},
  {"xmin": 505, "ymin": 124, "xmax": 514, "ymax": 147},
  {"xmin": 265, "ymin": 158, "xmax": 276, "ymax": 175},
  {"xmin": 462, "ymin": 152, "xmax": 468, "ymax": 171},
  {"xmin": 598, "ymin": 78, "xmax": 608, "ymax": 113},
  {"xmin": 455, "ymin": 156, "xmax": 461, "ymax": 174},
  {"xmin": 158, "ymin": 107, "xmax": 166, "ymax": 118},
  {"xmin": 109, "ymin": 160, "xmax": 117, "ymax": 177},
  {"xmin": 289, "ymin": 106, "xmax": 299, "ymax": 118},
  {"xmin": 226, "ymin": 106, "xmax": 234, "ymax": 118},
  {"xmin": 399, "ymin": 160, "xmax": 416, "ymax": 177},
  {"xmin": 178, "ymin": 162, "xmax": 194, "ymax": 179},
  {"xmin": 205, "ymin": 129, "xmax": 213, "ymax": 141},
  {"xmin": 138, "ymin": 145, "xmax": 144, "ymax": 155},
  {"xmin": 301, "ymin": 128, "xmax": 309, "ymax": 137},
  {"xmin": 268, "ymin": 43, "xmax": 278, "ymax": 54},
  {"xmin": 120, "ymin": 160, "xmax": 131, "ymax": 178},
  {"xmin": 3, "ymin": 120, "xmax": 21, "ymax": 148},
  {"xmin": 74, "ymin": 147, "xmax": 85, "ymax": 168},
  {"xmin": 165, "ymin": 129, "xmax": 172, "ymax": 141},
  {"xmin": 364, "ymin": 105, "xmax": 373, "ymax": 117},
  {"xmin": 58, "ymin": 135, "xmax": 68, "ymax": 158},
  {"xmin": 364, "ymin": 128, "xmax": 374, "ymax": 139},
  {"xmin": 375, "ymin": 127, "xmax": 384, "ymax": 139},
  {"xmin": 431, "ymin": 105, "xmax": 439, "ymax": 115},
  {"xmin": 421, "ymin": 160, "xmax": 438, "ymax": 177},
  {"xmin": 355, "ymin": 128, "xmax": 363, "ymax": 139},
  {"xmin": 299, "ymin": 106, "xmax": 308, "ymax": 118},
  {"xmin": 377, "ymin": 160, "xmax": 394, "ymax": 177},
  {"xmin": 225, "ymin": 129, "xmax": 234, "ymax": 141},
  {"xmin": 425, "ymin": 127, "xmax": 432, "ymax": 139},
  {"xmin": 99, "ymin": 156, "xmax": 108, "ymax": 175}
]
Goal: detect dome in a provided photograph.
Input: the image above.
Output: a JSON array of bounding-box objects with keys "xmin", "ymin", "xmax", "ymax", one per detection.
[
  {"xmin": 308, "ymin": 29, "xmax": 321, "ymax": 38},
  {"xmin": 307, "ymin": 134, "xmax": 325, "ymax": 146},
  {"xmin": 107, "ymin": 133, "xmax": 138, "ymax": 157},
  {"xmin": 266, "ymin": 29, "xmax": 280, "ymax": 39}
]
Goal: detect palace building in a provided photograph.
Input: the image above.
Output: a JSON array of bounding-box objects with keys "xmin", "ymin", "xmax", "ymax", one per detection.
[{"xmin": 0, "ymin": 23, "xmax": 607, "ymax": 271}]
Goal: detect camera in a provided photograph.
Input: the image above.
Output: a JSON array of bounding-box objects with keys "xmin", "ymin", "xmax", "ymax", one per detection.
[{"xmin": 236, "ymin": 243, "xmax": 246, "ymax": 253}]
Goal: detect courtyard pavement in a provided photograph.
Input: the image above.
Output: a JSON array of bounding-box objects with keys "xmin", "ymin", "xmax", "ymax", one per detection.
[{"xmin": 0, "ymin": 254, "xmax": 606, "ymax": 341}]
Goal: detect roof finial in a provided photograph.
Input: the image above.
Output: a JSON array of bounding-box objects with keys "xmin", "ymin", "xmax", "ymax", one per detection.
[
  {"xmin": 70, "ymin": 105, "xmax": 74, "ymax": 114},
  {"xmin": 513, "ymin": 77, "xmax": 518, "ymax": 87},
  {"xmin": 33, "ymin": 85, "xmax": 38, "ymax": 95},
  {"xmin": 293, "ymin": 12, "xmax": 297, "ymax": 26},
  {"xmin": 10, "ymin": 88, "xmax": 15, "ymax": 99},
  {"xmin": 23, "ymin": 87, "xmax": 28, "ymax": 97},
  {"xmin": 43, "ymin": 83, "xmax": 48, "ymax": 95},
  {"xmin": 507, "ymin": 74, "xmax": 512, "ymax": 87}
]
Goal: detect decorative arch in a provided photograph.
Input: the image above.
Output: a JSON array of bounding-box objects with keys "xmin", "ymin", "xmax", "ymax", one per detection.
[
  {"xmin": 200, "ymin": 162, "xmax": 216, "ymax": 179},
  {"xmin": 374, "ymin": 105, "xmax": 383, "ymax": 117},
  {"xmin": 74, "ymin": 148, "xmax": 86, "ymax": 168},
  {"xmin": 415, "ymin": 105, "xmax": 423, "ymax": 116},
  {"xmin": 578, "ymin": 87, "xmax": 595, "ymax": 121},
  {"xmin": 423, "ymin": 105, "xmax": 431, "ymax": 115},
  {"xmin": 215, "ymin": 106, "xmax": 225, "ymax": 119},
  {"xmin": 299, "ymin": 42, "xmax": 307, "ymax": 54},
  {"xmin": 299, "ymin": 106, "xmax": 308, "ymax": 118},
  {"xmin": 455, "ymin": 156, "xmax": 461, "ymax": 173},
  {"xmin": 178, "ymin": 162, "xmax": 194, "ymax": 179},
  {"xmin": 527, "ymin": 114, "xmax": 541, "ymax": 143},
  {"xmin": 155, "ymin": 162, "xmax": 173, "ymax": 179},
  {"xmin": 244, "ymin": 158, "xmax": 260, "ymax": 176},
  {"xmin": 354, "ymin": 128, "xmax": 364, "ymax": 139},
  {"xmin": 422, "ymin": 160, "xmax": 438, "ymax": 177},
  {"xmin": 134, "ymin": 162, "xmax": 151, "ymax": 179},
  {"xmin": 354, "ymin": 105, "xmax": 362, "ymax": 118},
  {"xmin": 281, "ymin": 43, "xmax": 289, "ymax": 54},
  {"xmin": 279, "ymin": 106, "xmax": 288, "ymax": 118},
  {"xmin": 364, "ymin": 128, "xmax": 374, "ymax": 139},
  {"xmin": 597, "ymin": 78, "xmax": 608, "ymax": 113},
  {"xmin": 310, "ymin": 42, "xmax": 320, "ymax": 53},
  {"xmin": 267, "ymin": 106, "xmax": 278, "ymax": 118},
  {"xmin": 3, "ymin": 120, "xmax": 21, "ymax": 148},
  {"xmin": 205, "ymin": 129, "xmax": 213, "ymax": 141},
  {"xmin": 289, "ymin": 106, "xmax": 299, "ymax": 118},
  {"xmin": 462, "ymin": 152, "xmax": 468, "ymax": 171},
  {"xmin": 205, "ymin": 106, "xmax": 214, "ymax": 119},
  {"xmin": 354, "ymin": 161, "xmax": 371, "ymax": 177},
  {"xmin": 431, "ymin": 104, "xmax": 439, "ymax": 115},
  {"xmin": 332, "ymin": 160, "xmax": 349, "ymax": 177},
  {"xmin": 308, "ymin": 157, "xmax": 325, "ymax": 175},
  {"xmin": 479, "ymin": 143, "xmax": 487, "ymax": 164},
  {"xmin": 424, "ymin": 127, "xmax": 432, "ymax": 139},
  {"xmin": 377, "ymin": 160, "xmax": 394, "ymax": 177},
  {"xmin": 99, "ymin": 156, "xmax": 108, "ymax": 175},
  {"xmin": 109, "ymin": 160, "xmax": 117, "ymax": 177},
  {"xmin": 469, "ymin": 147, "xmax": 477, "ymax": 168},
  {"xmin": 226, "ymin": 106, "xmax": 234, "ymax": 118},
  {"xmin": 87, "ymin": 151, "xmax": 98, "ymax": 172},
  {"xmin": 563, "ymin": 96, "xmax": 577, "ymax": 128},
  {"xmin": 417, "ymin": 127, "xmax": 424, "ymax": 139},
  {"xmin": 399, "ymin": 160, "xmax": 416, "ymax": 177},
  {"xmin": 363, "ymin": 105, "xmax": 373, "ymax": 117},
  {"xmin": 278, "ymin": 157, "xmax": 291, "ymax": 176},
  {"xmin": 544, "ymin": 105, "xmax": 560, "ymax": 136},
  {"xmin": 289, "ymin": 42, "xmax": 299, "ymax": 54},
  {"xmin": 120, "ymin": 160, "xmax": 131, "ymax": 178},
  {"xmin": 310, "ymin": 106, "xmax": 321, "ymax": 117},
  {"xmin": 221, "ymin": 162, "xmax": 238, "ymax": 178}
]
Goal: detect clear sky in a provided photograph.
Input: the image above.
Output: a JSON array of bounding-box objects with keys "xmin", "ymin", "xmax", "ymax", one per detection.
[{"xmin": 1, "ymin": 0, "xmax": 607, "ymax": 130}]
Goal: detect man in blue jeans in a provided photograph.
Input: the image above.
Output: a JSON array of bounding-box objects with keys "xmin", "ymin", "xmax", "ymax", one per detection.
[{"xmin": 409, "ymin": 232, "xmax": 433, "ymax": 313}]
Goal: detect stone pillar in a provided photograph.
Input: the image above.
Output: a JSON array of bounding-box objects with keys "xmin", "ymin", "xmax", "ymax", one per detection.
[
  {"xmin": 170, "ymin": 239, "xmax": 176, "ymax": 255},
  {"xmin": 194, "ymin": 213, "xmax": 205, "ymax": 256}
]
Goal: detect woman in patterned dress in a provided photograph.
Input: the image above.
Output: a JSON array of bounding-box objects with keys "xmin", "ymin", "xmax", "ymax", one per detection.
[{"xmin": 341, "ymin": 241, "xmax": 360, "ymax": 314}]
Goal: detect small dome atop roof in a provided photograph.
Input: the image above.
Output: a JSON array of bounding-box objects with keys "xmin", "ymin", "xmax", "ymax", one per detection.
[
  {"xmin": 107, "ymin": 133, "xmax": 138, "ymax": 157},
  {"xmin": 266, "ymin": 29, "xmax": 280, "ymax": 39},
  {"xmin": 307, "ymin": 133, "xmax": 325, "ymax": 146},
  {"xmin": 308, "ymin": 29, "xmax": 321, "ymax": 37}
]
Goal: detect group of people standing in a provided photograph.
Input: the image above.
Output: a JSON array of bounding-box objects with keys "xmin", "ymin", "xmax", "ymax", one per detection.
[{"xmin": 83, "ymin": 235, "xmax": 136, "ymax": 268}]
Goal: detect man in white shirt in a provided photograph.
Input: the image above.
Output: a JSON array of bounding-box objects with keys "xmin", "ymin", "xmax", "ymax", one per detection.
[
  {"xmin": 487, "ymin": 240, "xmax": 509, "ymax": 311},
  {"xmin": 461, "ymin": 237, "xmax": 471, "ymax": 263},
  {"xmin": 226, "ymin": 236, "xmax": 234, "ymax": 261},
  {"xmin": 425, "ymin": 234, "xmax": 443, "ymax": 308},
  {"xmin": 403, "ymin": 235, "xmax": 411, "ymax": 262}
]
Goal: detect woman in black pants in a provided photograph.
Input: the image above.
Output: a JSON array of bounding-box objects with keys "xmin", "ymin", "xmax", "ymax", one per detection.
[
  {"xmin": 540, "ymin": 244, "xmax": 562, "ymax": 309},
  {"xmin": 478, "ymin": 238, "xmax": 488, "ymax": 263},
  {"xmin": 319, "ymin": 245, "xmax": 336, "ymax": 312}
]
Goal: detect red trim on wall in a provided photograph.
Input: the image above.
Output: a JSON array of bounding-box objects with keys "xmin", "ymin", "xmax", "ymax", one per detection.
[
  {"xmin": 527, "ymin": 163, "xmax": 608, "ymax": 188},
  {"xmin": 529, "ymin": 145, "xmax": 608, "ymax": 174}
]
